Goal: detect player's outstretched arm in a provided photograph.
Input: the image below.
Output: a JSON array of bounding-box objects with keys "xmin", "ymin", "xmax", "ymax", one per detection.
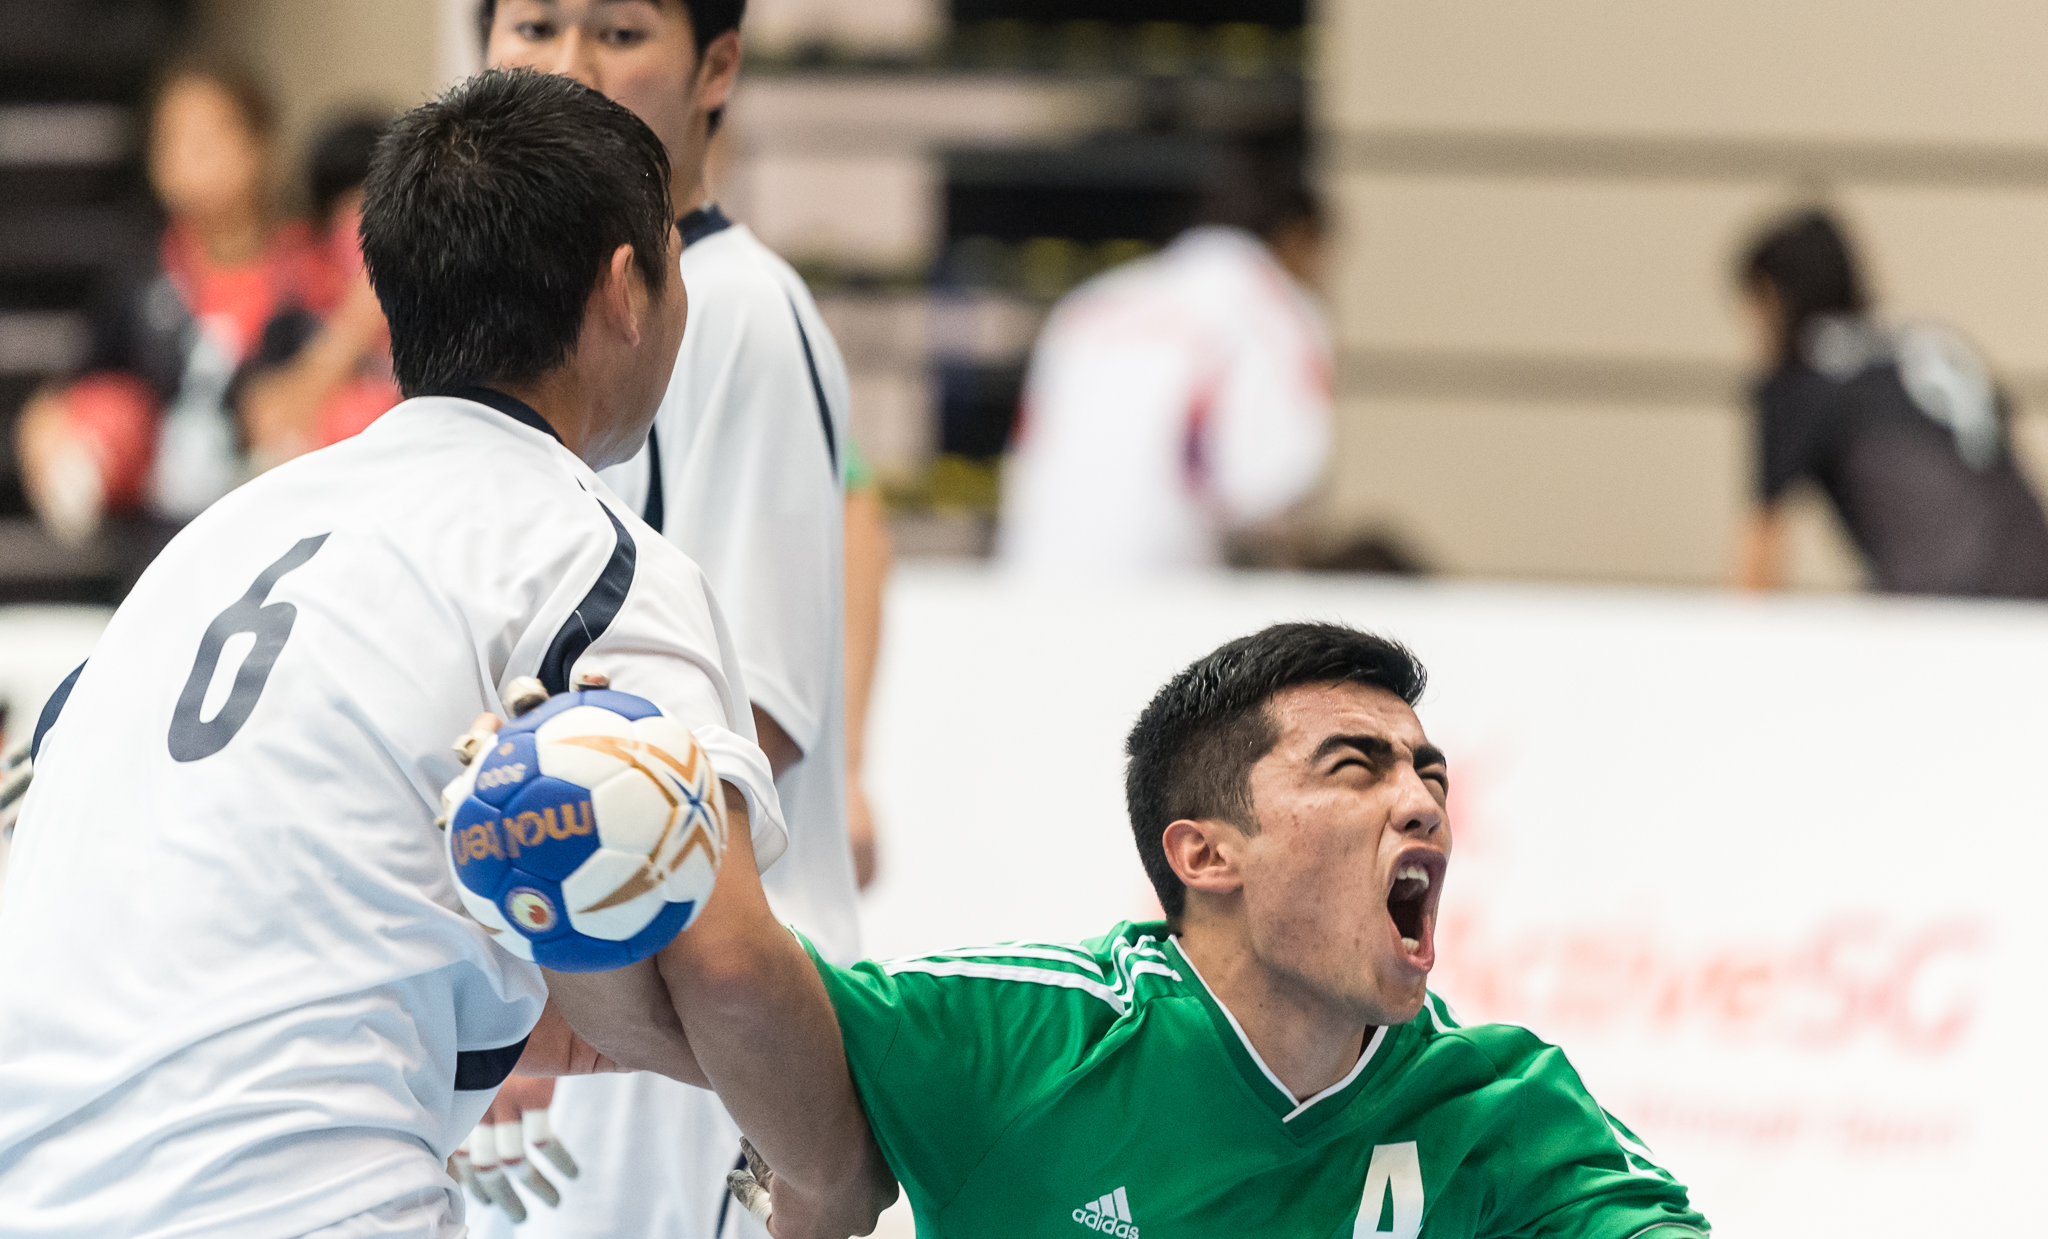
[
  {"xmin": 536, "ymin": 784, "xmax": 785, "ymax": 1089},
  {"xmin": 657, "ymin": 787, "xmax": 895, "ymax": 1239}
]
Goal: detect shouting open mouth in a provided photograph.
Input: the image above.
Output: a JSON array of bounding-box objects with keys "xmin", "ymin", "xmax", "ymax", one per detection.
[{"xmin": 1385, "ymin": 848, "xmax": 1446, "ymax": 971}]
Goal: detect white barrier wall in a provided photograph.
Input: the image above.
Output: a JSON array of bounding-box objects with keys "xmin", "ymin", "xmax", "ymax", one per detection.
[{"xmin": 859, "ymin": 565, "xmax": 2048, "ymax": 1237}]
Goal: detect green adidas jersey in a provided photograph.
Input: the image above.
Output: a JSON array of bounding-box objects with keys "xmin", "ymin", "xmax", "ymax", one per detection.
[{"xmin": 804, "ymin": 921, "xmax": 1708, "ymax": 1238}]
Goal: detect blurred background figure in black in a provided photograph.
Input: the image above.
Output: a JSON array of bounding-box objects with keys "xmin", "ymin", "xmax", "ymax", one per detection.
[
  {"xmin": 996, "ymin": 132, "xmax": 1333, "ymax": 572},
  {"xmin": 1734, "ymin": 209, "xmax": 2048, "ymax": 598}
]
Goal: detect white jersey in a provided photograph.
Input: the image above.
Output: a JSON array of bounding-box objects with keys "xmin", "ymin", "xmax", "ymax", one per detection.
[
  {"xmin": 998, "ymin": 226, "xmax": 1333, "ymax": 571},
  {"xmin": 0, "ymin": 391, "xmax": 786, "ymax": 1239},
  {"xmin": 485, "ymin": 208, "xmax": 856, "ymax": 1239}
]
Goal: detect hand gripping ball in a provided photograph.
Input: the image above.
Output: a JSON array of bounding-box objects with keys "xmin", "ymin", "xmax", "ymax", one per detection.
[{"xmin": 442, "ymin": 687, "xmax": 726, "ymax": 972}]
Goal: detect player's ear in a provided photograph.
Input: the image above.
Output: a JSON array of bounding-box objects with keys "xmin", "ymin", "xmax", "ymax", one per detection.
[
  {"xmin": 1161, "ymin": 818, "xmax": 1244, "ymax": 898},
  {"xmin": 595, "ymin": 243, "xmax": 644, "ymax": 348},
  {"xmin": 694, "ymin": 29, "xmax": 741, "ymax": 115}
]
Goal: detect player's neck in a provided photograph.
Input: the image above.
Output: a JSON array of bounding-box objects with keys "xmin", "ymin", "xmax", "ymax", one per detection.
[
  {"xmin": 1175, "ymin": 921, "xmax": 1372, "ymax": 1102},
  {"xmin": 492, "ymin": 369, "xmax": 625, "ymax": 468},
  {"xmin": 671, "ymin": 166, "xmax": 711, "ymax": 222}
]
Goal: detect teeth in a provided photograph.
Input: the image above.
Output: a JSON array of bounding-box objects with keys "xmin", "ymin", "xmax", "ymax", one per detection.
[
  {"xmin": 1401, "ymin": 938, "xmax": 1420, "ymax": 953},
  {"xmin": 1395, "ymin": 865, "xmax": 1429, "ymax": 891}
]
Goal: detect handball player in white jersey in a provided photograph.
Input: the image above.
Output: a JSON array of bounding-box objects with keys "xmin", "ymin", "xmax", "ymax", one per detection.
[
  {"xmin": 477, "ymin": 5, "xmax": 865, "ymax": 1237},
  {"xmin": 0, "ymin": 70, "xmax": 885, "ymax": 1239}
]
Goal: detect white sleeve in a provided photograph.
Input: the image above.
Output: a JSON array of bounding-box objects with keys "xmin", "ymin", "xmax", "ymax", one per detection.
[
  {"xmin": 651, "ymin": 262, "xmax": 843, "ymax": 757},
  {"xmin": 530, "ymin": 510, "xmax": 790, "ymax": 872},
  {"xmin": 1206, "ymin": 296, "xmax": 1335, "ymax": 528}
]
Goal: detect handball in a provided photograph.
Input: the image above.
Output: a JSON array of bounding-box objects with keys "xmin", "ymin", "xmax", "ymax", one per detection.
[{"xmin": 442, "ymin": 686, "xmax": 726, "ymax": 972}]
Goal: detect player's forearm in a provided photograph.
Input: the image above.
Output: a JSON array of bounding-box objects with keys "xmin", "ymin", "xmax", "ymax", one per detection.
[
  {"xmin": 658, "ymin": 790, "xmax": 888, "ymax": 1231},
  {"xmin": 513, "ymin": 998, "xmax": 629, "ymax": 1076},
  {"xmin": 539, "ymin": 958, "xmax": 708, "ymax": 1086}
]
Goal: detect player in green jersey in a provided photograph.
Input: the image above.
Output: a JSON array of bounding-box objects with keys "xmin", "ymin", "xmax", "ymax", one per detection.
[{"xmin": 708, "ymin": 622, "xmax": 1708, "ymax": 1236}]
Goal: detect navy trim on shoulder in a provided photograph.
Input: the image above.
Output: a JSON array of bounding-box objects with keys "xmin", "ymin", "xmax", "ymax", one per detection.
[
  {"xmin": 678, "ymin": 203, "xmax": 734, "ymax": 248},
  {"xmin": 538, "ymin": 501, "xmax": 637, "ymax": 695},
  {"xmin": 641, "ymin": 427, "xmax": 665, "ymax": 533},
  {"xmin": 454, "ymin": 1036, "xmax": 530, "ymax": 1091},
  {"xmin": 30, "ymin": 661, "xmax": 85, "ymax": 761},
  {"xmin": 444, "ymin": 386, "xmax": 564, "ymax": 446},
  {"xmin": 786, "ymin": 295, "xmax": 840, "ymax": 479}
]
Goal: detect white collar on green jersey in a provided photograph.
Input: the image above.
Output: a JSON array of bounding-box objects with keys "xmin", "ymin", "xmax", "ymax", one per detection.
[{"xmin": 1171, "ymin": 935, "xmax": 1391, "ymax": 1123}]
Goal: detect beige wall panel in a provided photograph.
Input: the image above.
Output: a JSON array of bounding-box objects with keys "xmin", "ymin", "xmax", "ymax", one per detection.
[
  {"xmin": 1322, "ymin": 0, "xmax": 2048, "ymax": 145},
  {"xmin": 1838, "ymin": 186, "xmax": 2048, "ymax": 376},
  {"xmin": 1327, "ymin": 397, "xmax": 2048, "ymax": 589},
  {"xmin": 1329, "ymin": 397, "xmax": 1753, "ymax": 584},
  {"xmin": 202, "ymin": 0, "xmax": 440, "ymax": 184},
  {"xmin": 736, "ymin": 150, "xmax": 937, "ymax": 269},
  {"xmin": 1333, "ymin": 173, "xmax": 1780, "ymax": 360}
]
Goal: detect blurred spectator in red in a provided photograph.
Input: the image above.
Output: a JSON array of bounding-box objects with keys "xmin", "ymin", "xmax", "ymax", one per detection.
[
  {"xmin": 12, "ymin": 55, "xmax": 337, "ymax": 543},
  {"xmin": 1735, "ymin": 209, "xmax": 2048, "ymax": 597},
  {"xmin": 231, "ymin": 115, "xmax": 400, "ymax": 472},
  {"xmin": 998, "ymin": 137, "xmax": 1332, "ymax": 572}
]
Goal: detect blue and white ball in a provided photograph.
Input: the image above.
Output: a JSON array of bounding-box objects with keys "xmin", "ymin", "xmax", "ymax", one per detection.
[{"xmin": 442, "ymin": 688, "xmax": 726, "ymax": 972}]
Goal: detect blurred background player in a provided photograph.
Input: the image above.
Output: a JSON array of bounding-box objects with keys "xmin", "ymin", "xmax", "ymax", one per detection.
[
  {"xmin": 997, "ymin": 135, "xmax": 1333, "ymax": 573},
  {"xmin": 12, "ymin": 56, "xmax": 334, "ymax": 547},
  {"xmin": 474, "ymin": 3, "xmax": 873, "ymax": 1235},
  {"xmin": 1734, "ymin": 208, "xmax": 2048, "ymax": 597}
]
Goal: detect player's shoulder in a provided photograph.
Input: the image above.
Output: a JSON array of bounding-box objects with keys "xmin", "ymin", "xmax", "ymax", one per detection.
[
  {"xmin": 1404, "ymin": 993, "xmax": 1582, "ymax": 1085},
  {"xmin": 831, "ymin": 921, "xmax": 1179, "ymax": 1030},
  {"xmin": 681, "ymin": 222, "xmax": 813, "ymax": 317}
]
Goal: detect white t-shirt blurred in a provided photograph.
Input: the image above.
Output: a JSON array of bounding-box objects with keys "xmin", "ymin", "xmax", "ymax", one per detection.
[
  {"xmin": 998, "ymin": 226, "xmax": 1333, "ymax": 571},
  {"xmin": 486, "ymin": 208, "xmax": 856, "ymax": 1239},
  {"xmin": 0, "ymin": 393, "xmax": 784, "ymax": 1239}
]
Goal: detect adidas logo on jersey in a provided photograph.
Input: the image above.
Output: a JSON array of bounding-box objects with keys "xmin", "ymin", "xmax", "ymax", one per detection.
[{"xmin": 1071, "ymin": 1186, "xmax": 1138, "ymax": 1237}]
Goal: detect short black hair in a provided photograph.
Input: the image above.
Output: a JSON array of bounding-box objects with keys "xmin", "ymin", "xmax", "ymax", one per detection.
[
  {"xmin": 1124, "ymin": 623, "xmax": 1427, "ymax": 923},
  {"xmin": 360, "ymin": 68, "xmax": 673, "ymax": 398},
  {"xmin": 1741, "ymin": 208, "xmax": 1869, "ymax": 366},
  {"xmin": 308, "ymin": 114, "xmax": 389, "ymax": 228}
]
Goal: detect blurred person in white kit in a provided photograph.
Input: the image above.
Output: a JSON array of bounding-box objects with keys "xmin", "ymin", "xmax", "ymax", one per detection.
[
  {"xmin": 999, "ymin": 140, "xmax": 1333, "ymax": 571},
  {"xmin": 471, "ymin": 2, "xmax": 871, "ymax": 1237}
]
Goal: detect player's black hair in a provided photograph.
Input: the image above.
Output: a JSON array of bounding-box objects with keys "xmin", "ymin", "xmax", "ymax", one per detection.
[
  {"xmin": 308, "ymin": 114, "xmax": 389, "ymax": 229},
  {"xmin": 1741, "ymin": 208, "xmax": 1869, "ymax": 368},
  {"xmin": 360, "ymin": 68, "xmax": 673, "ymax": 398},
  {"xmin": 474, "ymin": 0, "xmax": 745, "ymax": 134},
  {"xmin": 1124, "ymin": 623, "xmax": 1427, "ymax": 925}
]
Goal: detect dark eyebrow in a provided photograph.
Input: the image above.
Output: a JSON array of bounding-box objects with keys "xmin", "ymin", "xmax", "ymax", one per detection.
[
  {"xmin": 1312, "ymin": 733, "xmax": 1393, "ymax": 764},
  {"xmin": 1312, "ymin": 734, "xmax": 1448, "ymax": 774}
]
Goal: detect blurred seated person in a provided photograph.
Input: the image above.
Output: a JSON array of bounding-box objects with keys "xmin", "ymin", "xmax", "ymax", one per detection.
[
  {"xmin": 997, "ymin": 137, "xmax": 1332, "ymax": 572},
  {"xmin": 1735, "ymin": 208, "xmax": 2048, "ymax": 597},
  {"xmin": 232, "ymin": 115, "xmax": 401, "ymax": 472},
  {"xmin": 13, "ymin": 56, "xmax": 337, "ymax": 545}
]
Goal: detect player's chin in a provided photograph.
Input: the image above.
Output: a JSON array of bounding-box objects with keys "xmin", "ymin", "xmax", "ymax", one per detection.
[{"xmin": 1363, "ymin": 968, "xmax": 1431, "ymax": 1027}]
